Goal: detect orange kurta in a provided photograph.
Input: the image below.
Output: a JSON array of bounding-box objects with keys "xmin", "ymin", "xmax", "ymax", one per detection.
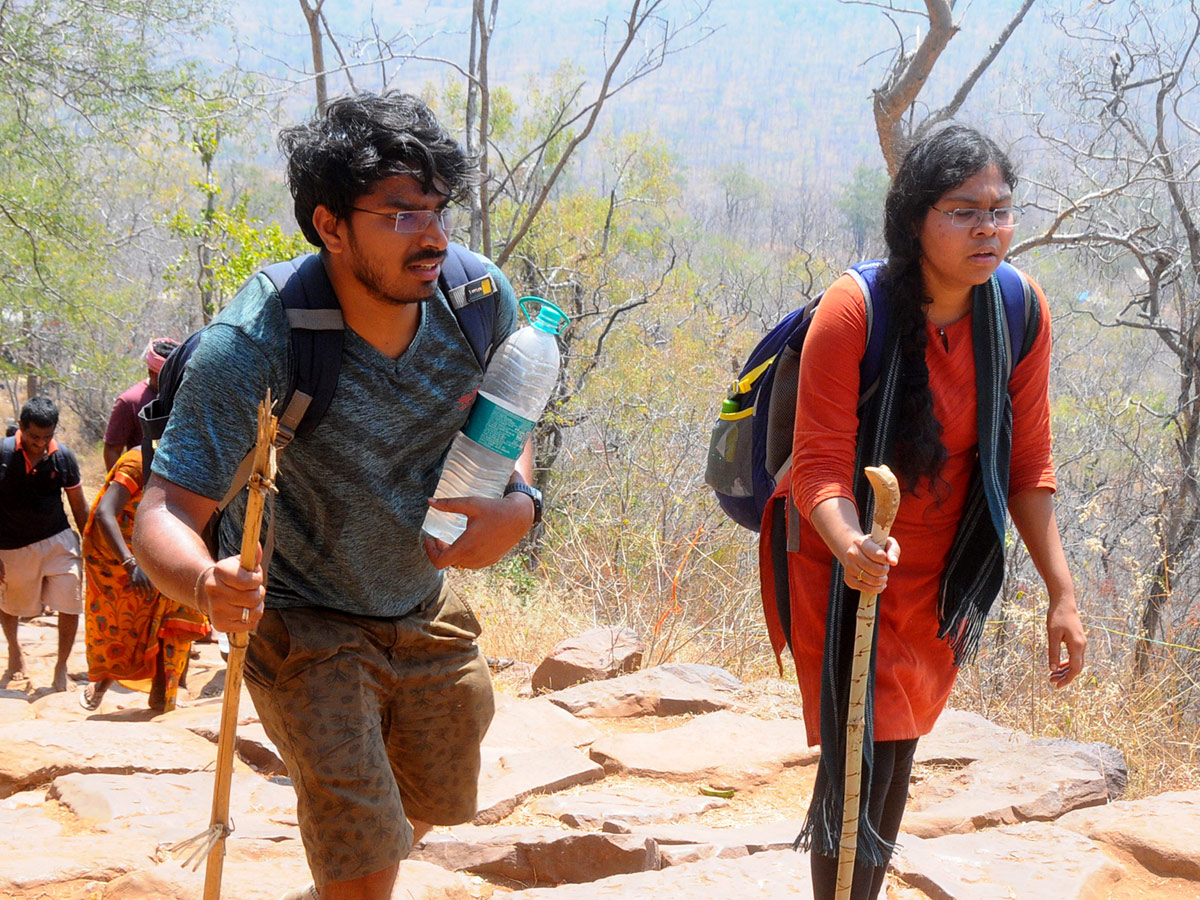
[{"xmin": 787, "ymin": 270, "xmax": 1056, "ymax": 744}]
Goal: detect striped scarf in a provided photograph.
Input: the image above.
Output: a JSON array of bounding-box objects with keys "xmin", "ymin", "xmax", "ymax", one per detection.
[{"xmin": 797, "ymin": 271, "xmax": 1021, "ymax": 865}]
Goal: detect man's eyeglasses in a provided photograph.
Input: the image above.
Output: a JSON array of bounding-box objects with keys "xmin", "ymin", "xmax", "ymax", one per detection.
[
  {"xmin": 351, "ymin": 206, "xmax": 455, "ymax": 234},
  {"xmin": 931, "ymin": 206, "xmax": 1022, "ymax": 229}
]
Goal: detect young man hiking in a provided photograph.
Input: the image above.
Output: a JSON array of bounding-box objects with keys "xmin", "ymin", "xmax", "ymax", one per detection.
[
  {"xmin": 0, "ymin": 396, "xmax": 91, "ymax": 692},
  {"xmin": 134, "ymin": 92, "xmax": 539, "ymax": 900}
]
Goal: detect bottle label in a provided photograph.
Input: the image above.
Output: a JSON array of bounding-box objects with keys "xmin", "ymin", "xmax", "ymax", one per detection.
[{"xmin": 462, "ymin": 394, "xmax": 536, "ymax": 459}]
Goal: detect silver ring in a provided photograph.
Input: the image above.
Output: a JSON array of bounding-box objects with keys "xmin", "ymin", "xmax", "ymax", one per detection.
[{"xmin": 240, "ymin": 608, "xmax": 250, "ymax": 624}]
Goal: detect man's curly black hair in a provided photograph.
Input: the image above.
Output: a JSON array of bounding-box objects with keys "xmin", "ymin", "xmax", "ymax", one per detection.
[
  {"xmin": 19, "ymin": 396, "xmax": 58, "ymax": 430},
  {"xmin": 278, "ymin": 92, "xmax": 474, "ymax": 249}
]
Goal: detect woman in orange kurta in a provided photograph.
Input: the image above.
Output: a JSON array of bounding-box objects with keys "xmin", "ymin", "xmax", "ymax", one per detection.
[
  {"xmin": 787, "ymin": 126, "xmax": 1087, "ymax": 900},
  {"xmin": 80, "ymin": 448, "xmax": 209, "ymax": 712}
]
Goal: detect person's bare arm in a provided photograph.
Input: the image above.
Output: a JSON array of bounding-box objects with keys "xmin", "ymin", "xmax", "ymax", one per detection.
[
  {"xmin": 93, "ymin": 482, "xmax": 153, "ymax": 600},
  {"xmin": 94, "ymin": 482, "xmax": 133, "ymax": 562},
  {"xmin": 1008, "ymin": 486, "xmax": 1087, "ymax": 688},
  {"xmin": 65, "ymin": 485, "xmax": 89, "ymax": 536},
  {"xmin": 103, "ymin": 442, "xmax": 123, "ymax": 472},
  {"xmin": 132, "ymin": 474, "xmax": 263, "ymax": 633},
  {"xmin": 511, "ymin": 438, "xmax": 535, "ymax": 485}
]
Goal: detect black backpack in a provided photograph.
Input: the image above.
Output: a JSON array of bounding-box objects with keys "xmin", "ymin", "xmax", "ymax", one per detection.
[{"xmin": 138, "ymin": 243, "xmax": 500, "ymax": 529}]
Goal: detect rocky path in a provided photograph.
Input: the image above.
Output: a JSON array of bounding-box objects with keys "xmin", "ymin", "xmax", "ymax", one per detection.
[{"xmin": 1, "ymin": 616, "xmax": 1198, "ymax": 899}]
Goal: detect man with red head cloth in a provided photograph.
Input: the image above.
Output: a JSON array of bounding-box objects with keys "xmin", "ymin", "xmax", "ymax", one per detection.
[{"xmin": 102, "ymin": 339, "xmax": 179, "ymax": 471}]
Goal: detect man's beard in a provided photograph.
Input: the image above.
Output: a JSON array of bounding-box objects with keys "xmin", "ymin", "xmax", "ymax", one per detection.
[{"xmin": 345, "ymin": 227, "xmax": 444, "ymax": 305}]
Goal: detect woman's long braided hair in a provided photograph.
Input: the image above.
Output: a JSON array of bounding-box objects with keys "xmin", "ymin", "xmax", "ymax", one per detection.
[{"xmin": 878, "ymin": 125, "xmax": 1017, "ymax": 491}]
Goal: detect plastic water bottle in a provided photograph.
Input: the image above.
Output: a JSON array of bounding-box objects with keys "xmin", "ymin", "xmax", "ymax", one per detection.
[{"xmin": 423, "ymin": 297, "xmax": 568, "ymax": 543}]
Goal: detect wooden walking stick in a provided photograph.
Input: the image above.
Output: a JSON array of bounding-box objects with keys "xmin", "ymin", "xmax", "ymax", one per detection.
[
  {"xmin": 201, "ymin": 391, "xmax": 278, "ymax": 900},
  {"xmin": 835, "ymin": 464, "xmax": 900, "ymax": 900}
]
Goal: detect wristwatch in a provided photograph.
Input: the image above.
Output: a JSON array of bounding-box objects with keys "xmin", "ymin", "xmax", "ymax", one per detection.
[{"xmin": 503, "ymin": 481, "xmax": 543, "ymax": 525}]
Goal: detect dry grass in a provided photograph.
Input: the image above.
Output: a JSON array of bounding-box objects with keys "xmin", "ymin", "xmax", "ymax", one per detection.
[
  {"xmin": 464, "ymin": 549, "xmax": 1200, "ymax": 802},
  {"xmin": 950, "ymin": 594, "xmax": 1200, "ymax": 799}
]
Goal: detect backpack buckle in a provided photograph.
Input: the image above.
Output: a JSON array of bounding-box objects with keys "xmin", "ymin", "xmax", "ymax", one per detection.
[{"xmin": 273, "ymin": 422, "xmax": 297, "ymax": 450}]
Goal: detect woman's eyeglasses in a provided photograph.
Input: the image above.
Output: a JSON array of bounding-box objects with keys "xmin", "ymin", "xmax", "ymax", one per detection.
[{"xmin": 931, "ymin": 207, "xmax": 1021, "ymax": 229}]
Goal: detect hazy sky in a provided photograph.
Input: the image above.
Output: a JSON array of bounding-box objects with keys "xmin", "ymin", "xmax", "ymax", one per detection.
[{"xmin": 208, "ymin": 0, "xmax": 1060, "ymax": 178}]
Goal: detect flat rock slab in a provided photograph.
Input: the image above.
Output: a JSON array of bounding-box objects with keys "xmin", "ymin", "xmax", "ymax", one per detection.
[
  {"xmin": 531, "ymin": 626, "xmax": 645, "ymax": 692},
  {"xmin": 155, "ymin": 693, "xmax": 260, "ymax": 730},
  {"xmin": 1058, "ymin": 789, "xmax": 1200, "ymax": 879},
  {"xmin": 624, "ymin": 818, "xmax": 805, "ymax": 855},
  {"xmin": 588, "ymin": 710, "xmax": 817, "ymax": 789},
  {"xmin": 893, "ymin": 823, "xmax": 1123, "ymax": 899},
  {"xmin": 101, "ymin": 841, "xmax": 472, "ymax": 900},
  {"xmin": 49, "ymin": 770, "xmax": 296, "ymax": 830},
  {"xmin": 414, "ymin": 825, "xmax": 660, "ymax": 885},
  {"xmin": 0, "ymin": 697, "xmax": 31, "ymax": 724},
  {"xmin": 505, "ymin": 848, "xmax": 811, "ymax": 898},
  {"xmin": 545, "ymin": 663, "xmax": 742, "ymax": 718},
  {"xmin": 184, "ymin": 720, "xmax": 287, "ymax": 776},
  {"xmin": 474, "ymin": 745, "xmax": 605, "ymax": 825},
  {"xmin": 28, "ymin": 683, "xmax": 163, "ymax": 721},
  {"xmin": 0, "ymin": 805, "xmax": 156, "ymax": 890},
  {"xmin": 529, "ymin": 784, "xmax": 728, "ymax": 828},
  {"xmin": 1034, "ymin": 737, "xmax": 1129, "ymax": 801},
  {"xmin": 0, "ymin": 802, "xmax": 70, "ymax": 842},
  {"xmin": 0, "ymin": 720, "xmax": 229, "ymax": 798},
  {"xmin": 904, "ymin": 738, "xmax": 1112, "ymax": 838},
  {"xmin": 914, "ymin": 708, "xmax": 1029, "ymax": 766},
  {"xmin": 483, "ymin": 695, "xmax": 602, "ymax": 754}
]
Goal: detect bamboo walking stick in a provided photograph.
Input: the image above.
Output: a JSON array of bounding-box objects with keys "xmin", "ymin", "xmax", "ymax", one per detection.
[
  {"xmin": 202, "ymin": 392, "xmax": 278, "ymax": 900},
  {"xmin": 835, "ymin": 464, "xmax": 900, "ymax": 900}
]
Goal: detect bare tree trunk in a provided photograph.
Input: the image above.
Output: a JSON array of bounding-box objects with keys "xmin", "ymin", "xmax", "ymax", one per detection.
[
  {"xmin": 23, "ymin": 308, "xmax": 39, "ymax": 399},
  {"xmin": 194, "ymin": 127, "xmax": 221, "ymax": 325},
  {"xmin": 868, "ymin": 0, "xmax": 1035, "ymax": 174},
  {"xmin": 299, "ymin": 0, "xmax": 328, "ymax": 111},
  {"xmin": 467, "ymin": 0, "xmax": 497, "ymax": 258},
  {"xmin": 199, "ymin": 149, "xmax": 217, "ymax": 325},
  {"xmin": 465, "ymin": 5, "xmax": 482, "ymax": 252},
  {"xmin": 1137, "ymin": 562, "xmax": 1170, "ymax": 676},
  {"xmin": 872, "ymin": 0, "xmax": 956, "ymax": 173}
]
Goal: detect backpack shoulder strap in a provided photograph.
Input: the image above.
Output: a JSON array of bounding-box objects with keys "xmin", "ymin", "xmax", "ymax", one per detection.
[
  {"xmin": 261, "ymin": 254, "xmax": 344, "ymax": 450},
  {"xmin": 994, "ymin": 260, "xmax": 1041, "ymax": 375},
  {"xmin": 0, "ymin": 435, "xmax": 14, "ymax": 480},
  {"xmin": 847, "ymin": 259, "xmax": 888, "ymax": 403},
  {"xmin": 440, "ymin": 243, "xmax": 499, "ymax": 369}
]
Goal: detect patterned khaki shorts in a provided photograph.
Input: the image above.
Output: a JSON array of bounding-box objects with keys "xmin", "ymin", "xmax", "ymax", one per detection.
[
  {"xmin": 243, "ymin": 583, "xmax": 494, "ymax": 886},
  {"xmin": 0, "ymin": 528, "xmax": 83, "ymax": 617}
]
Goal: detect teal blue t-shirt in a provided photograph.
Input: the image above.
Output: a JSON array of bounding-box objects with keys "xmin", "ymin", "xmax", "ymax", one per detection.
[{"xmin": 152, "ymin": 254, "xmax": 518, "ymax": 617}]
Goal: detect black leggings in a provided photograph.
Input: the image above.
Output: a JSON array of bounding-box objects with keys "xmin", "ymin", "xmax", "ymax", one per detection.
[{"xmin": 810, "ymin": 738, "xmax": 918, "ymax": 900}]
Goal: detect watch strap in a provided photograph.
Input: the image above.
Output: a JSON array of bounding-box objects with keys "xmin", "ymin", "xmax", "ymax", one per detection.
[{"xmin": 503, "ymin": 481, "xmax": 543, "ymax": 525}]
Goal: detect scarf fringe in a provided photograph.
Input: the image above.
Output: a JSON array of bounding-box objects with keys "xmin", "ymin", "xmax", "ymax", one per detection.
[
  {"xmin": 938, "ymin": 605, "xmax": 989, "ymax": 666},
  {"xmin": 793, "ymin": 782, "xmax": 895, "ymax": 867}
]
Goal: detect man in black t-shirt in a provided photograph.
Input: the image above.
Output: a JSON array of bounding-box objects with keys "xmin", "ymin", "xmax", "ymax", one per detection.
[{"xmin": 0, "ymin": 397, "xmax": 90, "ymax": 692}]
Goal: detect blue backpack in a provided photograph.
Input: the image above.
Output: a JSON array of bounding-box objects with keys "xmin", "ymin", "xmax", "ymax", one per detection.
[
  {"xmin": 704, "ymin": 260, "xmax": 1038, "ymax": 531},
  {"xmin": 139, "ymin": 243, "xmax": 500, "ymax": 517}
]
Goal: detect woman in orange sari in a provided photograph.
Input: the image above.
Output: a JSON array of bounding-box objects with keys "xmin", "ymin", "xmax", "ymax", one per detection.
[{"xmin": 80, "ymin": 447, "xmax": 209, "ymax": 711}]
